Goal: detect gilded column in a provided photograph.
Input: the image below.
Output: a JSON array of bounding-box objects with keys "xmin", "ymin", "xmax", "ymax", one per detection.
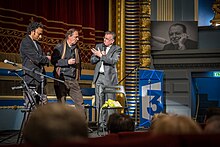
[
  {"xmin": 114, "ymin": 0, "xmax": 126, "ymax": 111},
  {"xmin": 139, "ymin": 0, "xmax": 151, "ymax": 69},
  {"xmin": 112, "ymin": 0, "xmax": 152, "ymax": 124}
]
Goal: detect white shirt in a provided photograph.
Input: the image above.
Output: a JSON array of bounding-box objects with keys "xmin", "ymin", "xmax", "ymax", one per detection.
[
  {"xmin": 99, "ymin": 45, "xmax": 111, "ymax": 73},
  {"xmin": 105, "ymin": 46, "xmax": 110, "ymax": 54}
]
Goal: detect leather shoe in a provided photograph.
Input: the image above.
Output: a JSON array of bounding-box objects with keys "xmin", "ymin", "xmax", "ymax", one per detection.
[{"xmin": 88, "ymin": 127, "xmax": 93, "ymax": 133}]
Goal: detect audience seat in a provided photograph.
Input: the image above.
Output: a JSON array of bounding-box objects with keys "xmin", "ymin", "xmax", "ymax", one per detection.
[
  {"xmin": 117, "ymin": 131, "xmax": 150, "ymax": 140},
  {"xmin": 178, "ymin": 134, "xmax": 220, "ymax": 146},
  {"xmin": 87, "ymin": 133, "xmax": 119, "ymax": 143},
  {"xmin": 1, "ymin": 133, "xmax": 220, "ymax": 147}
]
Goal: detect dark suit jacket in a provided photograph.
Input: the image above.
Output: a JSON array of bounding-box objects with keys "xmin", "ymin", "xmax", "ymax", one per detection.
[
  {"xmin": 91, "ymin": 43, "xmax": 122, "ymax": 85},
  {"xmin": 19, "ymin": 35, "xmax": 49, "ymax": 86}
]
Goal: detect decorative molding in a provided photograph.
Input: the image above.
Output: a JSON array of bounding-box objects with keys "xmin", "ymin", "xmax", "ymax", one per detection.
[{"xmin": 155, "ymin": 63, "xmax": 220, "ymax": 69}]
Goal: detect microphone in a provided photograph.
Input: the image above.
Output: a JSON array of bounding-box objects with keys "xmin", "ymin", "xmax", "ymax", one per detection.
[
  {"xmin": 4, "ymin": 60, "xmax": 18, "ymax": 66},
  {"xmin": 102, "ymin": 43, "xmax": 106, "ymax": 52},
  {"xmin": 11, "ymin": 85, "xmax": 24, "ymax": 90},
  {"xmin": 46, "ymin": 52, "xmax": 51, "ymax": 67},
  {"xmin": 46, "ymin": 52, "xmax": 51, "ymax": 56},
  {"xmin": 8, "ymin": 69, "xmax": 23, "ymax": 74}
]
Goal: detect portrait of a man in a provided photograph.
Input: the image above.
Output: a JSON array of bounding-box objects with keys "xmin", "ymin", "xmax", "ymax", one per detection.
[{"xmin": 151, "ymin": 21, "xmax": 198, "ymax": 50}]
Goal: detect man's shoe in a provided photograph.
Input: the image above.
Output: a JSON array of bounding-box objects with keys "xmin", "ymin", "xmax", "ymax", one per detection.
[
  {"xmin": 88, "ymin": 127, "xmax": 93, "ymax": 133},
  {"xmin": 97, "ymin": 125, "xmax": 107, "ymax": 132}
]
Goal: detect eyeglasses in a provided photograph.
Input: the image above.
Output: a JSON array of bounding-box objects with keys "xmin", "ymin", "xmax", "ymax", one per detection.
[{"xmin": 103, "ymin": 37, "xmax": 113, "ymax": 41}]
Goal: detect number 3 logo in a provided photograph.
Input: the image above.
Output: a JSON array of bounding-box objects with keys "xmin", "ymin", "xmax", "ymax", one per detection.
[{"xmin": 147, "ymin": 90, "xmax": 163, "ymax": 116}]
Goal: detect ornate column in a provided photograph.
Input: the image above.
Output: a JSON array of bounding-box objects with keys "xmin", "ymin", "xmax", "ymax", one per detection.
[
  {"xmin": 109, "ymin": 0, "xmax": 152, "ymax": 124},
  {"xmin": 139, "ymin": 1, "xmax": 151, "ymax": 69},
  {"xmin": 210, "ymin": 0, "xmax": 220, "ymax": 26}
]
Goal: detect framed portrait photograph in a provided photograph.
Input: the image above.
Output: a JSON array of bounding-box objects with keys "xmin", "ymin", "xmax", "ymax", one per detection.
[{"xmin": 151, "ymin": 21, "xmax": 198, "ymax": 51}]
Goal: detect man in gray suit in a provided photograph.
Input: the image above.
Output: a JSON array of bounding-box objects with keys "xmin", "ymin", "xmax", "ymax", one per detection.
[{"xmin": 91, "ymin": 31, "xmax": 122, "ymax": 128}]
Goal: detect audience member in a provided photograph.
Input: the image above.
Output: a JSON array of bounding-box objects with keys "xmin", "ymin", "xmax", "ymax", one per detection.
[
  {"xmin": 150, "ymin": 115, "xmax": 202, "ymax": 135},
  {"xmin": 204, "ymin": 115, "xmax": 220, "ymax": 134},
  {"xmin": 150, "ymin": 112, "xmax": 168, "ymax": 131},
  {"xmin": 107, "ymin": 113, "xmax": 135, "ymax": 133},
  {"xmin": 23, "ymin": 103, "xmax": 88, "ymax": 147},
  {"xmin": 204, "ymin": 107, "xmax": 220, "ymax": 123}
]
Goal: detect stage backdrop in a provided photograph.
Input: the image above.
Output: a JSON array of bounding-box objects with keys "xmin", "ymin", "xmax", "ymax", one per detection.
[
  {"xmin": 0, "ymin": 0, "xmax": 108, "ymax": 66},
  {"xmin": 139, "ymin": 69, "xmax": 164, "ymax": 127}
]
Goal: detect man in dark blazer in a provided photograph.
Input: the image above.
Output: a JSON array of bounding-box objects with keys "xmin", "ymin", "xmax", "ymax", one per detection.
[
  {"xmin": 51, "ymin": 28, "xmax": 85, "ymax": 120},
  {"xmin": 20, "ymin": 22, "xmax": 51, "ymax": 107},
  {"xmin": 91, "ymin": 31, "xmax": 122, "ymax": 127}
]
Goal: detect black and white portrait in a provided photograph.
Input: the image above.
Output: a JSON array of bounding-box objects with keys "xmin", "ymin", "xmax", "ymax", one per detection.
[{"xmin": 151, "ymin": 21, "xmax": 198, "ymax": 50}]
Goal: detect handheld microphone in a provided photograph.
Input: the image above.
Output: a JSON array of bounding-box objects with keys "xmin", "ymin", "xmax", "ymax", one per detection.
[
  {"xmin": 4, "ymin": 60, "xmax": 18, "ymax": 66},
  {"xmin": 102, "ymin": 43, "xmax": 106, "ymax": 51}
]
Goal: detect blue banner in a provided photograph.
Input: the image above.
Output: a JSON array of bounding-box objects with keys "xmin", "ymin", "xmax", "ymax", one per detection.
[{"xmin": 139, "ymin": 70, "xmax": 164, "ymax": 127}]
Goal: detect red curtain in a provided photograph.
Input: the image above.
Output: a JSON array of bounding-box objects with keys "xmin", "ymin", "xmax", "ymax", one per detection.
[{"xmin": 0, "ymin": 0, "xmax": 108, "ymax": 63}]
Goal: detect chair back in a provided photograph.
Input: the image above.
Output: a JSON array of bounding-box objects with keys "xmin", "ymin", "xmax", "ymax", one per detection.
[
  {"xmin": 103, "ymin": 85, "xmax": 126, "ymax": 97},
  {"xmin": 102, "ymin": 85, "xmax": 129, "ymax": 114}
]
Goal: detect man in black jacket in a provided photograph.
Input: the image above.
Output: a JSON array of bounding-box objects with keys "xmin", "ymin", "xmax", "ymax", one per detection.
[
  {"xmin": 20, "ymin": 21, "xmax": 51, "ymax": 107},
  {"xmin": 51, "ymin": 28, "xmax": 85, "ymax": 120}
]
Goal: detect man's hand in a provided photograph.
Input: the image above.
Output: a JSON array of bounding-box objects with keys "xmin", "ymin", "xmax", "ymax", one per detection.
[
  {"xmin": 68, "ymin": 58, "xmax": 76, "ymax": 65},
  {"xmin": 91, "ymin": 47, "xmax": 102, "ymax": 58},
  {"xmin": 46, "ymin": 56, "xmax": 51, "ymax": 61},
  {"xmin": 101, "ymin": 51, "xmax": 106, "ymax": 55},
  {"xmin": 178, "ymin": 33, "xmax": 189, "ymax": 50}
]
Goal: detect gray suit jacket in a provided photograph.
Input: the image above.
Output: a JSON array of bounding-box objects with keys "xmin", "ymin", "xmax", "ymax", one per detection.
[{"xmin": 91, "ymin": 43, "xmax": 121, "ymax": 85}]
